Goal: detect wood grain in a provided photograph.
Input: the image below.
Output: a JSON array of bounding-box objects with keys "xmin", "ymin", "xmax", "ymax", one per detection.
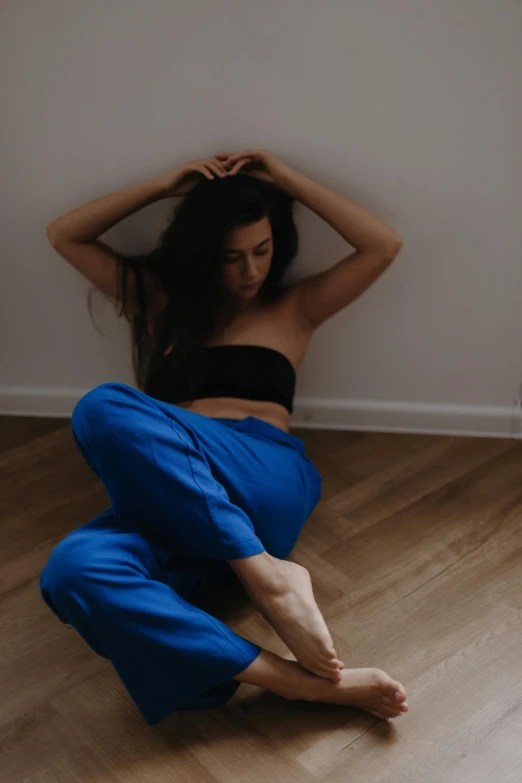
[{"xmin": 1, "ymin": 414, "xmax": 521, "ymax": 782}]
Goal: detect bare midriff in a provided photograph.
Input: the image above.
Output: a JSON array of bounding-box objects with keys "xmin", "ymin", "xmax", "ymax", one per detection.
[{"xmin": 175, "ymin": 397, "xmax": 291, "ymax": 432}]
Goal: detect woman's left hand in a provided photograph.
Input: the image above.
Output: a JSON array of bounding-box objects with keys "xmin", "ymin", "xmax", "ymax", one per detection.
[{"xmin": 216, "ymin": 150, "xmax": 294, "ymax": 188}]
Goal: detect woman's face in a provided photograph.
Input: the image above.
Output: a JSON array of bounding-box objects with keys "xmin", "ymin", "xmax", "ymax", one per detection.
[{"xmin": 222, "ymin": 217, "xmax": 273, "ymax": 302}]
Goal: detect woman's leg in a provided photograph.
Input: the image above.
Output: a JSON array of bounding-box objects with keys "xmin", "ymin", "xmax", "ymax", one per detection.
[
  {"xmin": 40, "ymin": 512, "xmax": 408, "ymax": 723},
  {"xmin": 70, "ymin": 383, "xmax": 342, "ymax": 679},
  {"xmin": 230, "ymin": 552, "xmax": 345, "ymax": 681},
  {"xmin": 233, "ymin": 651, "xmax": 409, "ymax": 721},
  {"xmin": 40, "ymin": 510, "xmax": 261, "ymax": 725},
  {"xmin": 70, "ymin": 383, "xmax": 264, "ymax": 560}
]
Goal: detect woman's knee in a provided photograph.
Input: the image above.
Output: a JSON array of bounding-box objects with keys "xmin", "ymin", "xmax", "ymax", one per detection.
[
  {"xmin": 40, "ymin": 533, "xmax": 94, "ymax": 608},
  {"xmin": 71, "ymin": 382, "xmax": 133, "ymax": 445},
  {"xmin": 41, "ymin": 524, "xmax": 145, "ymax": 621}
]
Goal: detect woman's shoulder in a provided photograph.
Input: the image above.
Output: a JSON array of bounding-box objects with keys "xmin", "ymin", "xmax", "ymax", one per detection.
[{"xmin": 266, "ymin": 282, "xmax": 315, "ymax": 334}]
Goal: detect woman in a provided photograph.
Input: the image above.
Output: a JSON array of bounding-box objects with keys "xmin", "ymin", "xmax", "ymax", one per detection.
[{"xmin": 41, "ymin": 150, "xmax": 407, "ymax": 725}]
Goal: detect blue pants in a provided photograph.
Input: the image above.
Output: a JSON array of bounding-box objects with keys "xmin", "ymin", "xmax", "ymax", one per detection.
[{"xmin": 40, "ymin": 382, "xmax": 322, "ymax": 724}]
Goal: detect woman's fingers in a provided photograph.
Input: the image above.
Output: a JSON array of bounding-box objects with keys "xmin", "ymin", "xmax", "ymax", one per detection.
[
  {"xmin": 227, "ymin": 157, "xmax": 251, "ymax": 176},
  {"xmin": 195, "ymin": 164, "xmax": 215, "ymax": 181},
  {"xmin": 192, "ymin": 161, "xmax": 226, "ymax": 181},
  {"xmin": 185, "ymin": 154, "xmax": 256, "ymax": 183},
  {"xmin": 215, "ymin": 153, "xmax": 246, "ymax": 173},
  {"xmin": 213, "ymin": 158, "xmax": 230, "ymax": 175},
  {"xmin": 226, "ymin": 150, "xmax": 262, "ymax": 163},
  {"xmin": 206, "ymin": 160, "xmax": 227, "ymax": 177}
]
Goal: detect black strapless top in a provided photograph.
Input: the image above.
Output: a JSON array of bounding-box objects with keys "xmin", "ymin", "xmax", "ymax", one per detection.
[{"xmin": 193, "ymin": 345, "xmax": 296, "ymax": 414}]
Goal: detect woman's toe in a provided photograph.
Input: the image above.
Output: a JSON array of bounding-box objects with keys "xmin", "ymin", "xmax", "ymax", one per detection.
[
  {"xmin": 321, "ymin": 645, "xmax": 340, "ymax": 664},
  {"xmin": 391, "ymin": 682, "xmax": 407, "ymax": 702},
  {"xmin": 381, "ymin": 679, "xmax": 406, "ymax": 703},
  {"xmin": 312, "ymin": 663, "xmax": 342, "ymax": 680}
]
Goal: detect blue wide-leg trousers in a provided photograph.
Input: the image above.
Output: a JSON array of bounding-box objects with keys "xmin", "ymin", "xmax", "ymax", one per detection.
[{"xmin": 40, "ymin": 382, "xmax": 322, "ymax": 724}]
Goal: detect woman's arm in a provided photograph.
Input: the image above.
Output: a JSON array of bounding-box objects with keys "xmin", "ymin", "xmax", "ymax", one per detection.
[
  {"xmin": 282, "ymin": 167, "xmax": 403, "ymax": 329},
  {"xmin": 46, "ymin": 178, "xmax": 170, "ymax": 247},
  {"xmin": 46, "ymin": 158, "xmax": 228, "ymax": 312},
  {"xmin": 226, "ymin": 150, "xmax": 403, "ymax": 329}
]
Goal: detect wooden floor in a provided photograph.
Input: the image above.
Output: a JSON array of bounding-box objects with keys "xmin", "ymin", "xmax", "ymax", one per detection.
[{"xmin": 1, "ymin": 416, "xmax": 522, "ymax": 783}]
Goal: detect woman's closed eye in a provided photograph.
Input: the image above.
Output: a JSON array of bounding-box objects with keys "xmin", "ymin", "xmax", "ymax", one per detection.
[{"xmin": 225, "ymin": 250, "xmax": 269, "ymax": 263}]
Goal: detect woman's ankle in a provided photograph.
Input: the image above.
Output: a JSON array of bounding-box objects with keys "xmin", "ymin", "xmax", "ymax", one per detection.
[{"xmin": 233, "ymin": 649, "xmax": 314, "ymax": 701}]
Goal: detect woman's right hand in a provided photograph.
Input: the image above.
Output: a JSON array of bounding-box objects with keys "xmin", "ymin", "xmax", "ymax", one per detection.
[{"xmin": 157, "ymin": 157, "xmax": 230, "ymax": 197}]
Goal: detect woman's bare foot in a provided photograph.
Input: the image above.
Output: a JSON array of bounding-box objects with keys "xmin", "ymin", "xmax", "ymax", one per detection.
[
  {"xmin": 310, "ymin": 667, "xmax": 409, "ymax": 720},
  {"xmin": 234, "ymin": 650, "xmax": 409, "ymax": 721},
  {"xmin": 229, "ymin": 553, "xmax": 343, "ymax": 681}
]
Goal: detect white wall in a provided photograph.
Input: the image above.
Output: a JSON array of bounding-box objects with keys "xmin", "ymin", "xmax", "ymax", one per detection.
[{"xmin": 2, "ymin": 0, "xmax": 522, "ymax": 436}]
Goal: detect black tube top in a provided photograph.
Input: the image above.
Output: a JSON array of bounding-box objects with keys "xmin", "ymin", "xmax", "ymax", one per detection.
[{"xmin": 193, "ymin": 345, "xmax": 296, "ymax": 414}]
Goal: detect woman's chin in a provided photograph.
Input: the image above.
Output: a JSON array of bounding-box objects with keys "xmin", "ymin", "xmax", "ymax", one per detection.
[{"xmin": 237, "ymin": 287, "xmax": 259, "ymax": 301}]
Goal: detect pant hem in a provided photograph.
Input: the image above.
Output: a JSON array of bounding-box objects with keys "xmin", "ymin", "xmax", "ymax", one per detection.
[
  {"xmin": 219, "ymin": 538, "xmax": 266, "ymax": 560},
  {"xmin": 143, "ymin": 644, "xmax": 263, "ymax": 725}
]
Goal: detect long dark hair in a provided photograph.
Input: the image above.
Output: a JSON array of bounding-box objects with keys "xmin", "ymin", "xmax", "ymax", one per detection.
[{"xmin": 93, "ymin": 174, "xmax": 298, "ymax": 404}]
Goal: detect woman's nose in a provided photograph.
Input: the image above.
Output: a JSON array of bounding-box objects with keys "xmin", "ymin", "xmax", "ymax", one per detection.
[{"xmin": 241, "ymin": 258, "xmax": 257, "ymax": 278}]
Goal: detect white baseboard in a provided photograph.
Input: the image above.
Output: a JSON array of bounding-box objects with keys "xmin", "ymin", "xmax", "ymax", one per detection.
[
  {"xmin": 0, "ymin": 386, "xmax": 84, "ymax": 418},
  {"xmin": 292, "ymin": 398, "xmax": 521, "ymax": 438},
  {"xmin": 0, "ymin": 386, "xmax": 520, "ymax": 439}
]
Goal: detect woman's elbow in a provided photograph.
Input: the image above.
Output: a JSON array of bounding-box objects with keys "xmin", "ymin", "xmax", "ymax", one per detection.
[
  {"xmin": 46, "ymin": 221, "xmax": 58, "ymax": 245},
  {"xmin": 381, "ymin": 234, "xmax": 403, "ymax": 263},
  {"xmin": 45, "ymin": 221, "xmax": 65, "ymax": 249}
]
